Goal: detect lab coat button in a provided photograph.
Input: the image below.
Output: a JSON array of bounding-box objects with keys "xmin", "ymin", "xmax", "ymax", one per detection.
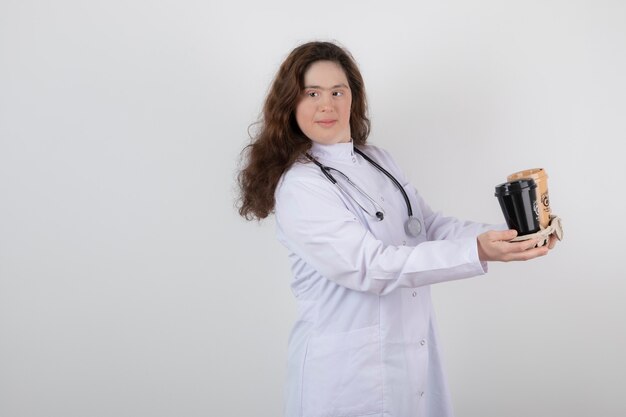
[
  {"xmin": 412, "ymin": 291, "xmax": 417, "ymax": 297},
  {"xmin": 419, "ymin": 391, "xmax": 425, "ymax": 398},
  {"xmin": 352, "ymin": 157, "xmax": 356, "ymax": 163},
  {"xmin": 420, "ymin": 339, "xmax": 426, "ymax": 346}
]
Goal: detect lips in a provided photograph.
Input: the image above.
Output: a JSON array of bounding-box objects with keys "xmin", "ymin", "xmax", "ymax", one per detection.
[{"xmin": 315, "ymin": 119, "xmax": 337, "ymax": 127}]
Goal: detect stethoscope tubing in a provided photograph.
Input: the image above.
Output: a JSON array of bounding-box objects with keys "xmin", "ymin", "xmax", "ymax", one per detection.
[
  {"xmin": 305, "ymin": 147, "xmax": 414, "ymax": 220},
  {"xmin": 353, "ymin": 148, "xmax": 413, "ymax": 217}
]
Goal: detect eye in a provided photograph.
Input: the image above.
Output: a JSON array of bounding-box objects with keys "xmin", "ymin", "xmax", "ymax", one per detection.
[
  {"xmin": 306, "ymin": 91, "xmax": 319, "ymax": 98},
  {"xmin": 332, "ymin": 91, "xmax": 344, "ymax": 97}
]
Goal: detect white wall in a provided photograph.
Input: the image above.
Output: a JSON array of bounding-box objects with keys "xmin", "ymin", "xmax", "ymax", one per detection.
[{"xmin": 1, "ymin": 1, "xmax": 625, "ymax": 416}]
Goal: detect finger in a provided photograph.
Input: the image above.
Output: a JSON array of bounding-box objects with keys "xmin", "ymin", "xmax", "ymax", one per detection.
[
  {"xmin": 548, "ymin": 235, "xmax": 557, "ymax": 249},
  {"xmin": 525, "ymin": 238, "xmax": 542, "ymax": 251},
  {"xmin": 506, "ymin": 245, "xmax": 549, "ymax": 261},
  {"xmin": 501, "ymin": 238, "xmax": 540, "ymax": 254}
]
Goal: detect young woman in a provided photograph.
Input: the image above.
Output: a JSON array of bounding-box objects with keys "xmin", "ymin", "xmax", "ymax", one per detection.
[{"xmin": 237, "ymin": 41, "xmax": 554, "ymax": 417}]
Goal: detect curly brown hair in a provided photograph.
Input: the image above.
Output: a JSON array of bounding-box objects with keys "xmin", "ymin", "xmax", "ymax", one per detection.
[{"xmin": 237, "ymin": 41, "xmax": 371, "ymax": 220}]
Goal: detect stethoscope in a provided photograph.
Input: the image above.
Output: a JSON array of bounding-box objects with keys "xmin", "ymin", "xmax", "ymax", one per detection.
[{"xmin": 305, "ymin": 147, "xmax": 422, "ymax": 237}]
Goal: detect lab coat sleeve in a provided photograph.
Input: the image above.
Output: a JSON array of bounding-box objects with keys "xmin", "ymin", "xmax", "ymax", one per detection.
[{"xmin": 275, "ymin": 172, "xmax": 488, "ymax": 296}]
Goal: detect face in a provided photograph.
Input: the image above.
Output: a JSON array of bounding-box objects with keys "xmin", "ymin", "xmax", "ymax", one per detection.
[{"xmin": 295, "ymin": 60, "xmax": 352, "ymax": 145}]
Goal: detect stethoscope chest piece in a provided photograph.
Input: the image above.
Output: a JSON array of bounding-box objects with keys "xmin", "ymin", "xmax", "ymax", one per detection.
[{"xmin": 405, "ymin": 216, "xmax": 422, "ymax": 237}]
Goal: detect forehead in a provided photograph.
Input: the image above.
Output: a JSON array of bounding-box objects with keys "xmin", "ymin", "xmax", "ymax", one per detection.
[{"xmin": 303, "ymin": 61, "xmax": 349, "ymax": 86}]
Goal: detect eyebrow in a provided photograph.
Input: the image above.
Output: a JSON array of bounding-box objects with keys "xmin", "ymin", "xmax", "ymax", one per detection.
[{"xmin": 304, "ymin": 83, "xmax": 350, "ymax": 90}]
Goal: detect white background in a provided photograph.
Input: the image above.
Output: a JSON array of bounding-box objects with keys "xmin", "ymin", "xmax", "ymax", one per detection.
[{"xmin": 1, "ymin": 1, "xmax": 625, "ymax": 416}]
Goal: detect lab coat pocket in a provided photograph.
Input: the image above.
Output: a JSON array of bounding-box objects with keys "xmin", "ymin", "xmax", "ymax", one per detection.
[{"xmin": 302, "ymin": 325, "xmax": 383, "ymax": 417}]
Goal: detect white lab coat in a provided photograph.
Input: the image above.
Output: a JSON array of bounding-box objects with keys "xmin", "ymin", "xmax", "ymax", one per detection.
[{"xmin": 275, "ymin": 141, "xmax": 494, "ymax": 417}]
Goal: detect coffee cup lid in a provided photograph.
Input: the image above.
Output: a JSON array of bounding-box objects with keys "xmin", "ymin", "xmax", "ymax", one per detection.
[{"xmin": 494, "ymin": 178, "xmax": 537, "ymax": 197}]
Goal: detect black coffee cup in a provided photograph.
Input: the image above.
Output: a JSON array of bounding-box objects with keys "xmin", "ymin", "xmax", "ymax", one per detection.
[{"xmin": 494, "ymin": 179, "xmax": 541, "ymax": 236}]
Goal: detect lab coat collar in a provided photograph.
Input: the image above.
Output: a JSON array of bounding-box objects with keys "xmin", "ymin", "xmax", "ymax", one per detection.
[{"xmin": 309, "ymin": 140, "xmax": 355, "ymax": 162}]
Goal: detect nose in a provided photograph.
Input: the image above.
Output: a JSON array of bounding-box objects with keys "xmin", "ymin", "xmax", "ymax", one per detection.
[{"xmin": 318, "ymin": 93, "xmax": 334, "ymax": 112}]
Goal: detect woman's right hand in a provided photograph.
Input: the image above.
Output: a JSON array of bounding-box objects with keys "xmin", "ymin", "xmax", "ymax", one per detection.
[{"xmin": 477, "ymin": 229, "xmax": 550, "ymax": 262}]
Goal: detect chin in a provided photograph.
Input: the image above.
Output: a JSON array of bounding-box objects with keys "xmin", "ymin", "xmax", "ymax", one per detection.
[
  {"xmin": 322, "ymin": 134, "xmax": 349, "ymax": 143},
  {"xmin": 317, "ymin": 138, "xmax": 345, "ymax": 145}
]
